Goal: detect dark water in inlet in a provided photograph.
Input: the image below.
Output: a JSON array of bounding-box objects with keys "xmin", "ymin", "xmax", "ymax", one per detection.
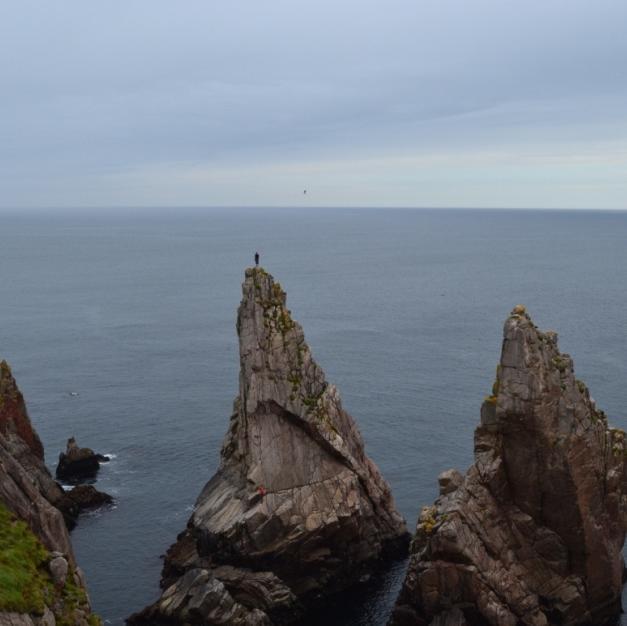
[{"xmin": 1, "ymin": 208, "xmax": 627, "ymax": 625}]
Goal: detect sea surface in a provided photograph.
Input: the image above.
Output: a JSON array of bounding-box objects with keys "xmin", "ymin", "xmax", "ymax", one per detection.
[{"xmin": 1, "ymin": 208, "xmax": 627, "ymax": 625}]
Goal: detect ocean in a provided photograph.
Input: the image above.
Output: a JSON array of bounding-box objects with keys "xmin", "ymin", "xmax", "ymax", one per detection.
[{"xmin": 1, "ymin": 208, "xmax": 626, "ymax": 625}]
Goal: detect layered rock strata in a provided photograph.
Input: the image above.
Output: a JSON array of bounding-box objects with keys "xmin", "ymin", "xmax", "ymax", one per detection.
[
  {"xmin": 390, "ymin": 306, "xmax": 627, "ymax": 626},
  {"xmin": 0, "ymin": 359, "xmax": 99, "ymax": 624},
  {"xmin": 129, "ymin": 267, "xmax": 408, "ymax": 625},
  {"xmin": 0, "ymin": 360, "xmax": 77, "ymax": 527}
]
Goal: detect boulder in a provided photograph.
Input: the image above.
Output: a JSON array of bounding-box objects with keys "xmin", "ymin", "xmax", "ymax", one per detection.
[
  {"xmin": 66, "ymin": 484, "xmax": 113, "ymax": 511},
  {"xmin": 390, "ymin": 307, "xmax": 627, "ymax": 626},
  {"xmin": 0, "ymin": 360, "xmax": 43, "ymax": 459},
  {"xmin": 49, "ymin": 555, "xmax": 69, "ymax": 587}
]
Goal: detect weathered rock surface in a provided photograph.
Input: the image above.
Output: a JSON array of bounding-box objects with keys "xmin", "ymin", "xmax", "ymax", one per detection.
[
  {"xmin": 56, "ymin": 436, "xmax": 110, "ymax": 481},
  {"xmin": 65, "ymin": 484, "xmax": 114, "ymax": 511},
  {"xmin": 0, "ymin": 360, "xmax": 78, "ymax": 532},
  {"xmin": 129, "ymin": 267, "xmax": 408, "ymax": 625},
  {"xmin": 0, "ymin": 360, "xmax": 44, "ymax": 458},
  {"xmin": 0, "ymin": 359, "xmax": 99, "ymax": 624},
  {"xmin": 390, "ymin": 307, "xmax": 627, "ymax": 626}
]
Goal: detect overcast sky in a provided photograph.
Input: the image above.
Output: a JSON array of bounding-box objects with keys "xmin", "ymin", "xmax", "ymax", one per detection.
[{"xmin": 2, "ymin": 1, "xmax": 627, "ymax": 210}]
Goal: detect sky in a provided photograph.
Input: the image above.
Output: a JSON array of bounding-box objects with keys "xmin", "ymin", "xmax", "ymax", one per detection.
[{"xmin": 2, "ymin": 1, "xmax": 627, "ymax": 210}]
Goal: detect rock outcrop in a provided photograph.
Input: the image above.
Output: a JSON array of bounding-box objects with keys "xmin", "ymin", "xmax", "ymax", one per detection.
[
  {"xmin": 56, "ymin": 437, "xmax": 110, "ymax": 482},
  {"xmin": 390, "ymin": 307, "xmax": 627, "ymax": 626},
  {"xmin": 0, "ymin": 360, "xmax": 79, "ymax": 528},
  {"xmin": 129, "ymin": 267, "xmax": 408, "ymax": 625},
  {"xmin": 0, "ymin": 359, "xmax": 99, "ymax": 625},
  {"xmin": 65, "ymin": 484, "xmax": 114, "ymax": 512},
  {"xmin": 0, "ymin": 360, "xmax": 44, "ymax": 458}
]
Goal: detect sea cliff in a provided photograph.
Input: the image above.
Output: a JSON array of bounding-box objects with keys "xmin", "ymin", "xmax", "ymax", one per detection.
[{"xmin": 0, "ymin": 360, "xmax": 99, "ymax": 625}]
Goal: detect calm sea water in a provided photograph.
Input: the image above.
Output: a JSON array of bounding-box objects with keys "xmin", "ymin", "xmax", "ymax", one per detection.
[{"xmin": 1, "ymin": 208, "xmax": 626, "ymax": 625}]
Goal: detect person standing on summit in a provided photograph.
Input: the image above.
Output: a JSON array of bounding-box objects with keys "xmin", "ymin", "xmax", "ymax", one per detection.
[{"xmin": 254, "ymin": 251, "xmax": 260, "ymax": 266}]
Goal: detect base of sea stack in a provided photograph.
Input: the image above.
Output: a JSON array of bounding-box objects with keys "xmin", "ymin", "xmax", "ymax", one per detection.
[{"xmin": 127, "ymin": 533, "xmax": 409, "ymax": 626}]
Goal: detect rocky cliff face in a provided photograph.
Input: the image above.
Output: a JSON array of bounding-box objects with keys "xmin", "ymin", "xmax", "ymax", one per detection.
[
  {"xmin": 0, "ymin": 360, "xmax": 98, "ymax": 625},
  {"xmin": 130, "ymin": 267, "xmax": 408, "ymax": 625},
  {"xmin": 0, "ymin": 360, "xmax": 44, "ymax": 459},
  {"xmin": 391, "ymin": 306, "xmax": 627, "ymax": 626}
]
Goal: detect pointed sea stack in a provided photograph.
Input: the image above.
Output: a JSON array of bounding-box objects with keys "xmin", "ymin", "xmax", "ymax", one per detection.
[
  {"xmin": 129, "ymin": 267, "xmax": 408, "ymax": 625},
  {"xmin": 390, "ymin": 306, "xmax": 627, "ymax": 626}
]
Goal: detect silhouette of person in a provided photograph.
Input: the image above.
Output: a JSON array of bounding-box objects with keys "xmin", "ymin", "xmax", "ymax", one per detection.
[{"xmin": 254, "ymin": 251, "xmax": 260, "ymax": 266}]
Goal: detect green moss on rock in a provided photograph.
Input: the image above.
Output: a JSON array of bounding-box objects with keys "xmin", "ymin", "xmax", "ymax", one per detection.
[
  {"xmin": 0, "ymin": 501, "xmax": 101, "ymax": 623},
  {"xmin": 0, "ymin": 501, "xmax": 51, "ymax": 613}
]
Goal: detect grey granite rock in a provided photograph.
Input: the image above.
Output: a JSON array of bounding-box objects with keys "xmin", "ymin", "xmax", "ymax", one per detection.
[
  {"xmin": 34, "ymin": 608, "xmax": 56, "ymax": 626},
  {"xmin": 65, "ymin": 484, "xmax": 113, "ymax": 511},
  {"xmin": 390, "ymin": 306, "xmax": 627, "ymax": 626},
  {"xmin": 129, "ymin": 267, "xmax": 408, "ymax": 625},
  {"xmin": 437, "ymin": 469, "xmax": 462, "ymax": 496},
  {"xmin": 49, "ymin": 555, "xmax": 69, "ymax": 587},
  {"xmin": 0, "ymin": 615, "xmax": 36, "ymax": 626}
]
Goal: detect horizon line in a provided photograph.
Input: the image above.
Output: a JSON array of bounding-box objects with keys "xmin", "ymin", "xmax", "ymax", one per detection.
[{"xmin": 1, "ymin": 205, "xmax": 627, "ymax": 215}]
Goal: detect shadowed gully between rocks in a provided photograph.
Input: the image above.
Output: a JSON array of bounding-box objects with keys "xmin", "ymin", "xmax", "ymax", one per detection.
[
  {"xmin": 390, "ymin": 306, "xmax": 627, "ymax": 626},
  {"xmin": 128, "ymin": 267, "xmax": 410, "ymax": 625}
]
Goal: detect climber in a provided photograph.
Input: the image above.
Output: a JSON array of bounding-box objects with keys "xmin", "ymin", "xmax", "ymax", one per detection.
[{"xmin": 254, "ymin": 251, "xmax": 260, "ymax": 266}]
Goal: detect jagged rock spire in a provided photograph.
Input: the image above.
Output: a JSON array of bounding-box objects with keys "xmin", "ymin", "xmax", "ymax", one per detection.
[
  {"xmin": 130, "ymin": 267, "xmax": 408, "ymax": 625},
  {"xmin": 391, "ymin": 306, "xmax": 627, "ymax": 626}
]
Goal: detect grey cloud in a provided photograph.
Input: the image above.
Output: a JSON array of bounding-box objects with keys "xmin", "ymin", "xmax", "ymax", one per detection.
[{"xmin": 1, "ymin": 0, "xmax": 627, "ymax": 208}]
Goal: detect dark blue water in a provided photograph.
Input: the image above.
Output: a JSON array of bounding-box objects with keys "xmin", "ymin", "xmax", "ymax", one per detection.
[{"xmin": 1, "ymin": 208, "xmax": 626, "ymax": 625}]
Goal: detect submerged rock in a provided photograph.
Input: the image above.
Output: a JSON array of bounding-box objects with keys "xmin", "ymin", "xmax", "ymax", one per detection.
[
  {"xmin": 129, "ymin": 267, "xmax": 408, "ymax": 625},
  {"xmin": 56, "ymin": 436, "xmax": 110, "ymax": 481},
  {"xmin": 0, "ymin": 359, "xmax": 99, "ymax": 624},
  {"xmin": 390, "ymin": 307, "xmax": 627, "ymax": 626}
]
